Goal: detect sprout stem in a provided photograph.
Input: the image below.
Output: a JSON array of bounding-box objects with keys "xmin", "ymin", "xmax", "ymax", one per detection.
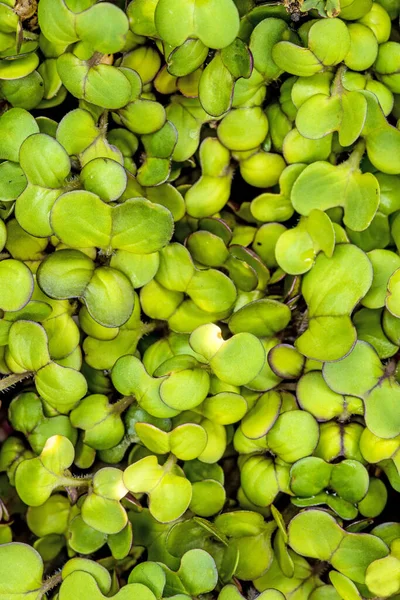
[
  {"xmin": 40, "ymin": 572, "xmax": 62, "ymax": 595},
  {"xmin": 112, "ymin": 395, "xmax": 135, "ymax": 414},
  {"xmin": 164, "ymin": 453, "xmax": 178, "ymax": 472},
  {"xmin": 0, "ymin": 371, "xmax": 33, "ymax": 392},
  {"xmin": 332, "ymin": 64, "xmax": 346, "ymax": 95},
  {"xmin": 88, "ymin": 51, "xmax": 104, "ymax": 67},
  {"xmin": 348, "ymin": 139, "xmax": 366, "ymax": 170},
  {"xmin": 59, "ymin": 475, "xmax": 92, "ymax": 488},
  {"xmin": 99, "ymin": 110, "xmax": 109, "ymax": 133},
  {"xmin": 141, "ymin": 322, "xmax": 158, "ymax": 335}
]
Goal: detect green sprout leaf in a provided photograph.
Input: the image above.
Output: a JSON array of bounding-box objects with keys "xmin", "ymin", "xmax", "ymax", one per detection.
[
  {"xmin": 288, "ymin": 510, "xmax": 345, "ymax": 560},
  {"xmin": 124, "ymin": 455, "xmax": 192, "ymax": 522},
  {"xmin": 0, "ymin": 108, "xmax": 39, "ymax": 162},
  {"xmin": 296, "ymin": 244, "xmax": 373, "ymax": 361},
  {"xmin": 155, "ymin": 0, "xmax": 239, "ymax": 49},
  {"xmin": 15, "ymin": 435, "xmax": 76, "ymax": 506},
  {"xmin": 291, "ymin": 142, "xmax": 379, "ymax": 232},
  {"xmin": 0, "ymin": 543, "xmax": 44, "ymax": 599},
  {"xmin": 59, "ymin": 570, "xmax": 157, "ymax": 600},
  {"xmin": 0, "ymin": 260, "xmax": 34, "ymax": 312},
  {"xmin": 37, "ymin": 249, "xmax": 135, "ymax": 328}
]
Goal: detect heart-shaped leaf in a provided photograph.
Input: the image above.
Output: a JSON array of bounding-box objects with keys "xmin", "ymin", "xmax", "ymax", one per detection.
[
  {"xmin": 331, "ymin": 533, "xmax": 389, "ymax": 583},
  {"xmin": 296, "ymin": 245, "xmax": 373, "ymax": 361},
  {"xmin": 296, "ymin": 84, "xmax": 367, "ymax": 147},
  {"xmin": 51, "ymin": 193, "xmax": 173, "ymax": 255},
  {"xmin": 273, "ymin": 19, "xmax": 350, "ymax": 76},
  {"xmin": 15, "ymin": 435, "xmax": 75, "ymax": 506},
  {"xmin": 155, "ymin": 0, "xmax": 239, "ymax": 49},
  {"xmin": 124, "ymin": 455, "xmax": 192, "ymax": 522},
  {"xmin": 37, "ymin": 249, "xmax": 135, "ymax": 327},
  {"xmin": 75, "ymin": 3, "xmax": 128, "ymax": 54},
  {"xmin": 59, "ymin": 570, "xmax": 157, "ymax": 600},
  {"xmin": 291, "ymin": 145, "xmax": 380, "ymax": 232},
  {"xmin": 57, "ymin": 54, "xmax": 132, "ymax": 110},
  {"xmin": 81, "ymin": 468, "xmax": 128, "ymax": 535}
]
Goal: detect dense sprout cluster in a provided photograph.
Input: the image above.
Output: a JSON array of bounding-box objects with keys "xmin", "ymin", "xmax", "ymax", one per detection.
[{"xmin": 0, "ymin": 0, "xmax": 400, "ymax": 598}]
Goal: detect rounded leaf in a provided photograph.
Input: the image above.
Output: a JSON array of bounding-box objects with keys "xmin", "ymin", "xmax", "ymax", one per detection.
[
  {"xmin": 0, "ymin": 259, "xmax": 33, "ymax": 312},
  {"xmin": 288, "ymin": 510, "xmax": 344, "ymax": 560}
]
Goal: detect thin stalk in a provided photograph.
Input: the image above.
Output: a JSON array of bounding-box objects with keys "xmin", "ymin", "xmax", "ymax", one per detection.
[
  {"xmin": 0, "ymin": 371, "xmax": 33, "ymax": 392},
  {"xmin": 99, "ymin": 110, "xmax": 109, "ymax": 133},
  {"xmin": 112, "ymin": 395, "xmax": 135, "ymax": 414},
  {"xmin": 40, "ymin": 572, "xmax": 62, "ymax": 596},
  {"xmin": 59, "ymin": 475, "xmax": 92, "ymax": 489},
  {"xmin": 88, "ymin": 51, "xmax": 104, "ymax": 67},
  {"xmin": 141, "ymin": 322, "xmax": 158, "ymax": 336},
  {"xmin": 347, "ymin": 139, "xmax": 366, "ymax": 171},
  {"xmin": 278, "ymin": 382, "xmax": 297, "ymax": 391},
  {"xmin": 64, "ymin": 176, "xmax": 82, "ymax": 191},
  {"xmin": 164, "ymin": 453, "xmax": 178, "ymax": 473},
  {"xmin": 332, "ymin": 64, "xmax": 347, "ymax": 95}
]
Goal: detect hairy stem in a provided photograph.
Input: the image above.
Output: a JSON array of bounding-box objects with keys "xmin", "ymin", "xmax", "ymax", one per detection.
[
  {"xmin": 0, "ymin": 371, "xmax": 33, "ymax": 392},
  {"xmin": 141, "ymin": 321, "xmax": 158, "ymax": 336},
  {"xmin": 59, "ymin": 474, "xmax": 92, "ymax": 489},
  {"xmin": 40, "ymin": 572, "xmax": 62, "ymax": 595}
]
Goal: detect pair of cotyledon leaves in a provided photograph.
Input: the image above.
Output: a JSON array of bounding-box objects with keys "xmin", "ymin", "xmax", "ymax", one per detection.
[
  {"xmin": 39, "ymin": 0, "xmax": 243, "ymax": 114},
  {"xmin": 288, "ymin": 509, "xmax": 390, "ymax": 595},
  {"xmin": 15, "ymin": 434, "xmax": 192, "ymax": 525},
  {"xmin": 166, "ymin": 510, "xmax": 277, "ymax": 582},
  {"xmin": 0, "ymin": 113, "xmax": 176, "ymax": 253},
  {"xmin": 289, "ymin": 456, "xmax": 370, "ymax": 520},
  {"xmin": 0, "ymin": 541, "xmax": 218, "ymax": 600},
  {"xmin": 111, "ymin": 323, "xmax": 266, "ymax": 420},
  {"xmin": 323, "ymin": 339, "xmax": 400, "ymax": 439},
  {"xmin": 33, "ymin": 194, "xmax": 173, "ymax": 328},
  {"xmin": 0, "ymin": 8, "xmax": 39, "ymax": 85},
  {"xmin": 5, "ymin": 320, "xmax": 87, "ymax": 413},
  {"xmin": 295, "ymin": 243, "xmax": 373, "ymax": 361}
]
